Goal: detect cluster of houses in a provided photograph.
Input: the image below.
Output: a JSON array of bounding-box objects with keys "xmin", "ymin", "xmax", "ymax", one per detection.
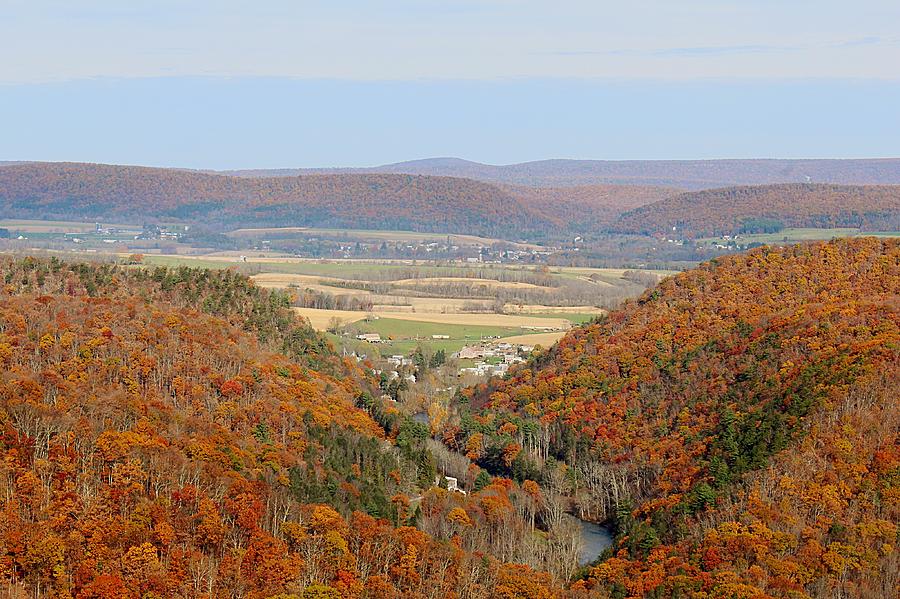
[
  {"xmin": 454, "ymin": 341, "xmax": 534, "ymax": 376},
  {"xmin": 387, "ymin": 354, "xmax": 413, "ymax": 367},
  {"xmin": 135, "ymin": 224, "xmax": 184, "ymax": 240},
  {"xmin": 455, "ymin": 342, "xmax": 534, "ymax": 361},
  {"xmin": 462, "ymin": 247, "xmax": 557, "ymax": 264}
]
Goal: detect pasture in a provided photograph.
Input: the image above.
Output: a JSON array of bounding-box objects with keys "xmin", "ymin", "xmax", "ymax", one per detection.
[
  {"xmin": 135, "ymin": 252, "xmax": 664, "ymax": 353},
  {"xmin": 697, "ymin": 228, "xmax": 900, "ymax": 246}
]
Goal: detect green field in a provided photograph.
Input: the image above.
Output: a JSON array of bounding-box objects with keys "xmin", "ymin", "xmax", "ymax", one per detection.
[
  {"xmin": 352, "ymin": 318, "xmax": 528, "ymax": 351},
  {"xmin": 698, "ymin": 228, "xmax": 900, "ymax": 246},
  {"xmin": 348, "ymin": 317, "xmax": 546, "ymax": 355},
  {"xmin": 522, "ymin": 312, "xmax": 601, "ymax": 324}
]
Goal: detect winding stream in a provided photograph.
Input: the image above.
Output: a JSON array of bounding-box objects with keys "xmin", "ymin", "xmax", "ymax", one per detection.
[{"xmin": 573, "ymin": 517, "xmax": 614, "ymax": 566}]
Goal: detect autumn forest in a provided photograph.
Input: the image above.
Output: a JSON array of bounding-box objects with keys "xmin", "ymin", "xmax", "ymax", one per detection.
[
  {"xmin": 0, "ymin": 234, "xmax": 895, "ymax": 598},
  {"xmin": 2, "ymin": 163, "xmax": 899, "ymax": 241},
  {"xmin": 5, "ymin": 0, "xmax": 900, "ymax": 596}
]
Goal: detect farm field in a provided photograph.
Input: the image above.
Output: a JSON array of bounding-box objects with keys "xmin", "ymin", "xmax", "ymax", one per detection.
[
  {"xmin": 391, "ymin": 276, "xmax": 546, "ymax": 289},
  {"xmin": 299, "ymin": 309, "xmax": 571, "ymax": 354},
  {"xmin": 520, "ymin": 312, "xmax": 601, "ymax": 324},
  {"xmin": 293, "ymin": 307, "xmax": 570, "ymax": 330},
  {"xmin": 139, "ymin": 253, "xmax": 673, "ymax": 281},
  {"xmin": 291, "ymin": 308, "xmax": 368, "ymax": 330},
  {"xmin": 0, "ymin": 219, "xmax": 142, "ymax": 233},
  {"xmin": 504, "ymin": 304, "xmax": 606, "ymax": 314},
  {"xmin": 338, "ymin": 313, "xmax": 569, "ymax": 354},
  {"xmin": 349, "ymin": 317, "xmax": 546, "ymax": 355},
  {"xmin": 250, "ymin": 273, "xmax": 372, "ymax": 297},
  {"xmin": 133, "ymin": 251, "xmax": 656, "ymax": 353},
  {"xmin": 498, "ymin": 331, "xmax": 568, "ymax": 346},
  {"xmin": 227, "ymin": 225, "xmax": 543, "ymax": 249},
  {"xmin": 295, "ymin": 302, "xmax": 586, "ymax": 355},
  {"xmin": 252, "ymin": 273, "xmax": 611, "ymax": 316},
  {"xmin": 697, "ymin": 227, "xmax": 900, "ymax": 245},
  {"xmin": 340, "ymin": 311, "xmax": 568, "ymax": 328}
]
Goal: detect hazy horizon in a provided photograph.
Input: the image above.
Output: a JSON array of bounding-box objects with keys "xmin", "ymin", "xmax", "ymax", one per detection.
[
  {"xmin": 2, "ymin": 1, "xmax": 899, "ymax": 169},
  {"xmin": 8, "ymin": 154, "xmax": 900, "ymax": 173}
]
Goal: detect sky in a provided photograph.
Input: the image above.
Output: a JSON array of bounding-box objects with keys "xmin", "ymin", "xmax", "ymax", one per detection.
[{"xmin": 2, "ymin": 0, "xmax": 899, "ymax": 168}]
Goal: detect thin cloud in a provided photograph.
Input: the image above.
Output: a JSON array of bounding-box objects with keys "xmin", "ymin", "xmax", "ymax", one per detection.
[
  {"xmin": 546, "ymin": 36, "xmax": 893, "ymax": 58},
  {"xmin": 832, "ymin": 36, "xmax": 882, "ymax": 47},
  {"xmin": 546, "ymin": 44, "xmax": 799, "ymax": 58},
  {"xmin": 652, "ymin": 44, "xmax": 798, "ymax": 57}
]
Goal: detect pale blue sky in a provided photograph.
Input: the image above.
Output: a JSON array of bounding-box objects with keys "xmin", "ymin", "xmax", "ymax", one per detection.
[{"xmin": 2, "ymin": 1, "xmax": 899, "ymax": 167}]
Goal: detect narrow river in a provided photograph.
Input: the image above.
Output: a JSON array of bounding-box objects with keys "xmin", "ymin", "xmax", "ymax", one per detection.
[{"xmin": 572, "ymin": 517, "xmax": 614, "ymax": 566}]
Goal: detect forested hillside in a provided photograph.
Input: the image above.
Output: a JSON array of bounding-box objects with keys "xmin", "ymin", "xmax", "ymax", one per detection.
[
  {"xmin": 0, "ymin": 257, "xmax": 569, "ymax": 598},
  {"xmin": 614, "ymin": 184, "xmax": 900, "ymax": 237},
  {"xmin": 6, "ymin": 163, "xmax": 900, "ymax": 243},
  {"xmin": 0, "ymin": 162, "xmax": 547, "ymax": 239},
  {"xmin": 447, "ymin": 238, "xmax": 899, "ymax": 598},
  {"xmin": 0, "ymin": 162, "xmax": 665, "ymax": 240},
  {"xmin": 503, "ymin": 184, "xmax": 675, "ymax": 233}
]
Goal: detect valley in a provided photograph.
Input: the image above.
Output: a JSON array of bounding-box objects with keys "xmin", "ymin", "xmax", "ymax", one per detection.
[
  {"xmin": 0, "ymin": 162, "xmax": 897, "ymax": 599},
  {"xmin": 6, "ymin": 2, "xmax": 899, "ymax": 597},
  {"xmin": 133, "ymin": 252, "xmax": 643, "ymax": 365}
]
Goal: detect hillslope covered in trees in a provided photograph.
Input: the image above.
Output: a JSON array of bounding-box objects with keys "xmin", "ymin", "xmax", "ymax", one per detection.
[
  {"xmin": 0, "ymin": 258, "xmax": 575, "ymax": 598},
  {"xmin": 0, "ymin": 162, "xmax": 669, "ymax": 240},
  {"xmin": 0, "ymin": 242, "xmax": 897, "ymax": 598},
  {"xmin": 613, "ymin": 184, "xmax": 900, "ymax": 237},
  {"xmin": 450, "ymin": 238, "xmax": 899, "ymax": 598},
  {"xmin": 5, "ymin": 163, "xmax": 900, "ymax": 243}
]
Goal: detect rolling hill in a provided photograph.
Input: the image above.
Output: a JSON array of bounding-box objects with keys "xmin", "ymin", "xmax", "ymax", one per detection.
[
  {"xmin": 503, "ymin": 183, "xmax": 678, "ymax": 233},
  {"xmin": 448, "ymin": 237, "xmax": 899, "ymax": 598},
  {"xmin": 0, "ymin": 162, "xmax": 539, "ymax": 238},
  {"xmin": 4, "ymin": 162, "xmax": 899, "ymax": 245},
  {"xmin": 225, "ymin": 157, "xmax": 900, "ymax": 190},
  {"xmin": 0, "ymin": 162, "xmax": 669, "ymax": 239},
  {"xmin": 614, "ymin": 183, "xmax": 900, "ymax": 237}
]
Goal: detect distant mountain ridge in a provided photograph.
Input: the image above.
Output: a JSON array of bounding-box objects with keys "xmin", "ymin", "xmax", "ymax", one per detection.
[
  {"xmin": 0, "ymin": 161, "xmax": 669, "ymax": 239},
  {"xmin": 614, "ymin": 183, "xmax": 900, "ymax": 237},
  {"xmin": 3, "ymin": 160, "xmax": 900, "ymax": 242},
  {"xmin": 223, "ymin": 157, "xmax": 900, "ymax": 189}
]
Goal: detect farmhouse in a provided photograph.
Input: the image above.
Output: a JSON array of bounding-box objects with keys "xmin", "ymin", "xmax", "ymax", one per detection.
[
  {"xmin": 387, "ymin": 355, "xmax": 412, "ymax": 366},
  {"xmin": 435, "ymin": 475, "xmax": 466, "ymax": 495}
]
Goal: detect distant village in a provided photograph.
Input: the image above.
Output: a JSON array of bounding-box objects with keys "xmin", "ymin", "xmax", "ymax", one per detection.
[
  {"xmin": 68, "ymin": 223, "xmax": 186, "ymax": 243},
  {"xmin": 317, "ymin": 239, "xmax": 557, "ymax": 263},
  {"xmin": 452, "ymin": 341, "xmax": 533, "ymax": 376},
  {"xmin": 352, "ymin": 336, "xmax": 538, "ymax": 379}
]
